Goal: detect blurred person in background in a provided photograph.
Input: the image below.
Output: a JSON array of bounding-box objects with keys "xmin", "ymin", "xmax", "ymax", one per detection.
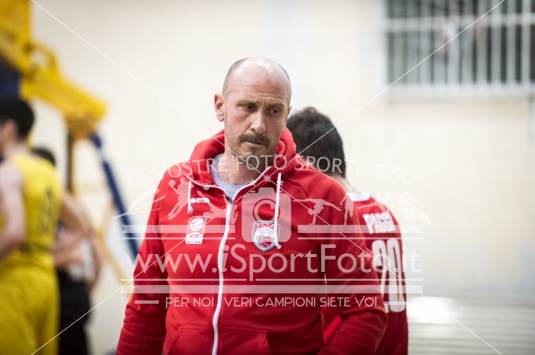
[
  {"xmin": 0, "ymin": 97, "xmax": 62, "ymax": 355},
  {"xmin": 287, "ymin": 107, "xmax": 408, "ymax": 355},
  {"xmin": 32, "ymin": 146, "xmax": 103, "ymax": 355},
  {"xmin": 0, "ymin": 97, "xmax": 85, "ymax": 355}
]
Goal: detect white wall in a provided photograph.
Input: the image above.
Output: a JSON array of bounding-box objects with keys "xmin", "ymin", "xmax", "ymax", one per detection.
[{"xmin": 28, "ymin": 0, "xmax": 535, "ymax": 353}]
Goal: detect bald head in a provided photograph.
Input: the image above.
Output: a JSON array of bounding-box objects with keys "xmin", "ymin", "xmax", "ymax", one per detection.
[{"xmin": 222, "ymin": 57, "xmax": 291, "ymax": 102}]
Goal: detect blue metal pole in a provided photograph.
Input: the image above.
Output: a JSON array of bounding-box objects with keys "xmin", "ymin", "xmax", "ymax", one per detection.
[{"xmin": 90, "ymin": 133, "xmax": 139, "ymax": 258}]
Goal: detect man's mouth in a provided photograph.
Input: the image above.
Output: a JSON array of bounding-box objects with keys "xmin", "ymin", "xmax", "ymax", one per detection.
[
  {"xmin": 245, "ymin": 139, "xmax": 264, "ymax": 146},
  {"xmin": 241, "ymin": 135, "xmax": 268, "ymax": 147},
  {"xmin": 238, "ymin": 133, "xmax": 270, "ymax": 149}
]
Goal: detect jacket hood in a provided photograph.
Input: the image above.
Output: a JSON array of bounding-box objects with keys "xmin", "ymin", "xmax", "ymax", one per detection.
[{"xmin": 188, "ymin": 127, "xmax": 299, "ymax": 184}]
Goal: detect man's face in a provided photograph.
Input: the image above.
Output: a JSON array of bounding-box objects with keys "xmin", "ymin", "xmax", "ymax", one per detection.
[{"xmin": 214, "ymin": 66, "xmax": 291, "ymax": 161}]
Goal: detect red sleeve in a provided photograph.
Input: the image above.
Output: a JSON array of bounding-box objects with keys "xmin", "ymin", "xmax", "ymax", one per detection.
[
  {"xmin": 116, "ymin": 178, "xmax": 169, "ymax": 355},
  {"xmin": 321, "ymin": 311, "xmax": 387, "ymax": 355},
  {"xmin": 319, "ymin": 200, "xmax": 387, "ymax": 355}
]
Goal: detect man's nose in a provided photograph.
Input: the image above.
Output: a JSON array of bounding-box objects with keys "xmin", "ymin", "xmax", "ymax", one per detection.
[{"xmin": 249, "ymin": 110, "xmax": 267, "ymax": 134}]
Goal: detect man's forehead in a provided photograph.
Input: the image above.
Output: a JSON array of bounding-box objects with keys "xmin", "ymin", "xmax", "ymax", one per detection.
[
  {"xmin": 229, "ymin": 73, "xmax": 288, "ymax": 92},
  {"xmin": 226, "ymin": 76, "xmax": 290, "ymax": 103},
  {"xmin": 236, "ymin": 93, "xmax": 288, "ymax": 105},
  {"xmin": 228, "ymin": 81, "xmax": 290, "ymax": 103}
]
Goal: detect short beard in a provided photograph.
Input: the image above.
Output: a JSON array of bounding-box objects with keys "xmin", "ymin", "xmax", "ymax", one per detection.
[{"xmin": 236, "ymin": 152, "xmax": 275, "ymax": 171}]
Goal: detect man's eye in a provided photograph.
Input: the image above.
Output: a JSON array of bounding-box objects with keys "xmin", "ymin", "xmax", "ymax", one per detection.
[
  {"xmin": 269, "ymin": 108, "xmax": 281, "ymax": 116},
  {"xmin": 244, "ymin": 103, "xmax": 256, "ymax": 111}
]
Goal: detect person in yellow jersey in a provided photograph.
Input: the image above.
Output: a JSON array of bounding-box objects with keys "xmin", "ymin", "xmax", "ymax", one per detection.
[
  {"xmin": 32, "ymin": 146, "xmax": 103, "ymax": 355},
  {"xmin": 0, "ymin": 98, "xmax": 85, "ymax": 355}
]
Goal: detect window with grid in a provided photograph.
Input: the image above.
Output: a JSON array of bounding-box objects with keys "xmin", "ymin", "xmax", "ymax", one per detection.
[{"xmin": 385, "ymin": 0, "xmax": 535, "ymax": 95}]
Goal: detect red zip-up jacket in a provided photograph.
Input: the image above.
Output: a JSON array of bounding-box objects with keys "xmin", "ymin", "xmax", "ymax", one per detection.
[
  {"xmin": 323, "ymin": 192, "xmax": 408, "ymax": 355},
  {"xmin": 117, "ymin": 129, "xmax": 386, "ymax": 355}
]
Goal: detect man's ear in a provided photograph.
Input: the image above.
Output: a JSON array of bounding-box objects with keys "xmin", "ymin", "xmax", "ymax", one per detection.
[
  {"xmin": 283, "ymin": 106, "xmax": 292, "ymax": 125},
  {"xmin": 214, "ymin": 93, "xmax": 225, "ymax": 122}
]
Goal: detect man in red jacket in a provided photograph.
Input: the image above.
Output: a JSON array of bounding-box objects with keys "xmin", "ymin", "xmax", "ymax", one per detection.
[
  {"xmin": 287, "ymin": 107, "xmax": 409, "ymax": 355},
  {"xmin": 117, "ymin": 58, "xmax": 386, "ymax": 355}
]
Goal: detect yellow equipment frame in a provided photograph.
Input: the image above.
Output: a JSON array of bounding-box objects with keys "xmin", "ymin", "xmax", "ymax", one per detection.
[{"xmin": 0, "ymin": 0, "xmax": 106, "ymax": 139}]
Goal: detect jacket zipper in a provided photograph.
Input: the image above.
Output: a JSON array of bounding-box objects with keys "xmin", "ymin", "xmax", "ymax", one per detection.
[
  {"xmin": 211, "ymin": 200, "xmax": 232, "ymax": 355},
  {"xmin": 186, "ymin": 168, "xmax": 274, "ymax": 355}
]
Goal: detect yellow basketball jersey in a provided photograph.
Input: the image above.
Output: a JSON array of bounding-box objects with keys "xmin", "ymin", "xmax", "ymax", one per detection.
[{"xmin": 0, "ymin": 154, "xmax": 62, "ymax": 271}]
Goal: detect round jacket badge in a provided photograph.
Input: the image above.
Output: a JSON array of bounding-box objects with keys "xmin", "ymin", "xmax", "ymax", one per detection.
[{"xmin": 252, "ymin": 220, "xmax": 278, "ymax": 252}]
